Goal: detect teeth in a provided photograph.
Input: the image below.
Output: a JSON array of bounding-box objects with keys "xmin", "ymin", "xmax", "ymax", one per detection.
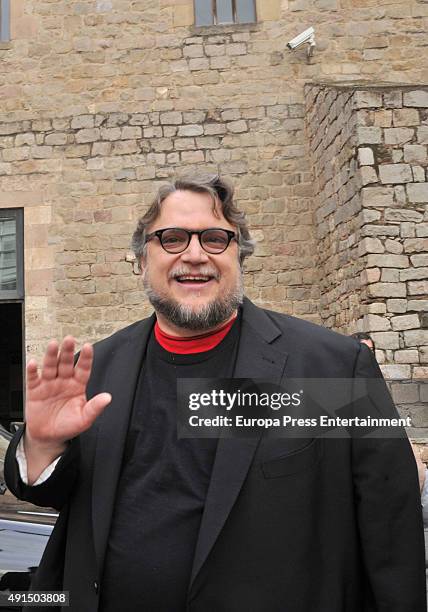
[{"xmin": 177, "ymin": 276, "xmax": 210, "ymax": 281}]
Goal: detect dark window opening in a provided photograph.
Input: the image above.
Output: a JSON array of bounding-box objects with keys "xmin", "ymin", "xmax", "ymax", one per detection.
[
  {"xmin": 0, "ymin": 303, "xmax": 23, "ymax": 429},
  {"xmin": 194, "ymin": 0, "xmax": 256, "ymax": 26},
  {"xmin": 0, "ymin": 0, "xmax": 11, "ymax": 42}
]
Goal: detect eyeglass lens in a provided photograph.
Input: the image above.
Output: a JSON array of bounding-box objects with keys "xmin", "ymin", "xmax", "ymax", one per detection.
[{"xmin": 161, "ymin": 229, "xmax": 230, "ymax": 253}]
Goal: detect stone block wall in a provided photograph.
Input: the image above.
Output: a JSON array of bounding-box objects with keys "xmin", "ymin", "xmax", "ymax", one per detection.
[
  {"xmin": 0, "ymin": 0, "xmax": 427, "ymax": 383},
  {"xmin": 306, "ymin": 84, "xmax": 428, "ymax": 433},
  {"xmin": 0, "ymin": 102, "xmax": 317, "ymax": 356}
]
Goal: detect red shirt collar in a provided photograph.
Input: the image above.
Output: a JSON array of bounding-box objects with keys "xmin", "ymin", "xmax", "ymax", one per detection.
[{"xmin": 154, "ymin": 316, "xmax": 237, "ymax": 354}]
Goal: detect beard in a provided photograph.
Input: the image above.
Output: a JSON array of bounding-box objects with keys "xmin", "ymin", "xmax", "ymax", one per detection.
[{"xmin": 143, "ymin": 265, "xmax": 244, "ymax": 332}]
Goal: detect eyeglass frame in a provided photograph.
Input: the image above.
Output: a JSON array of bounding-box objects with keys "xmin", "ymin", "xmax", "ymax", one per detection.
[{"xmin": 143, "ymin": 227, "xmax": 237, "ymax": 254}]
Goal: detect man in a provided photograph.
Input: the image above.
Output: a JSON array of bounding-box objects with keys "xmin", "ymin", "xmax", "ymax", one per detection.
[{"xmin": 5, "ymin": 175, "xmax": 426, "ymax": 611}]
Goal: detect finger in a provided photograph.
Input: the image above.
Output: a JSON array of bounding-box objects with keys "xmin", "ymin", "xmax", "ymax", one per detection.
[
  {"xmin": 57, "ymin": 336, "xmax": 76, "ymax": 379},
  {"xmin": 26, "ymin": 359, "xmax": 40, "ymax": 390},
  {"xmin": 40, "ymin": 340, "xmax": 60, "ymax": 381},
  {"xmin": 73, "ymin": 343, "xmax": 94, "ymax": 386},
  {"xmin": 81, "ymin": 393, "xmax": 112, "ymax": 429}
]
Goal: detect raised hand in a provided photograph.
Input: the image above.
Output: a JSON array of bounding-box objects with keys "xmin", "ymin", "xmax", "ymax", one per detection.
[{"xmin": 24, "ymin": 336, "xmax": 111, "ymax": 484}]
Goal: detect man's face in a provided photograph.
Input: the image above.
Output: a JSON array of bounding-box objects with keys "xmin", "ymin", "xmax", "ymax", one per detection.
[{"xmin": 141, "ymin": 189, "xmax": 243, "ymax": 332}]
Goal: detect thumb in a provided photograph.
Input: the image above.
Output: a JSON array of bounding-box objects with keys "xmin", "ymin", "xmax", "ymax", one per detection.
[{"xmin": 83, "ymin": 392, "xmax": 112, "ymax": 427}]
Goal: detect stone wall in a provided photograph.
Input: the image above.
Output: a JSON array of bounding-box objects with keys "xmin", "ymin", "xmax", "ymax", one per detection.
[
  {"xmin": 0, "ymin": 103, "xmax": 317, "ymax": 356},
  {"xmin": 0, "ymin": 0, "xmax": 427, "ymax": 369},
  {"xmin": 306, "ymin": 83, "xmax": 428, "ymax": 434}
]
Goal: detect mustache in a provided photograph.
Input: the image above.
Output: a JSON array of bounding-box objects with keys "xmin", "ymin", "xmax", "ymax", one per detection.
[{"xmin": 168, "ymin": 266, "xmax": 220, "ymax": 280}]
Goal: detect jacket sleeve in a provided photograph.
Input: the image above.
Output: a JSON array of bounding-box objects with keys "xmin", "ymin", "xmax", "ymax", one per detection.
[
  {"xmin": 351, "ymin": 344, "xmax": 426, "ymax": 611},
  {"xmin": 4, "ymin": 425, "xmax": 79, "ymax": 511}
]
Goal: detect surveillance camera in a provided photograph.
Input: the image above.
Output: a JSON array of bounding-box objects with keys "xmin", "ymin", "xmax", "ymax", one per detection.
[{"xmin": 287, "ymin": 27, "xmax": 315, "ymax": 50}]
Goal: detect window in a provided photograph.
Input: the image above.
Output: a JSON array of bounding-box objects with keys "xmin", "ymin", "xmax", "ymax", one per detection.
[
  {"xmin": 194, "ymin": 0, "xmax": 256, "ymax": 26},
  {"xmin": 0, "ymin": 0, "xmax": 10, "ymax": 42},
  {"xmin": 0, "ymin": 209, "xmax": 24, "ymax": 299}
]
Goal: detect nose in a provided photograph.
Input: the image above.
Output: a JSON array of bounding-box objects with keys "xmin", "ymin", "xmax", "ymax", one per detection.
[{"xmin": 180, "ymin": 234, "xmax": 209, "ymax": 263}]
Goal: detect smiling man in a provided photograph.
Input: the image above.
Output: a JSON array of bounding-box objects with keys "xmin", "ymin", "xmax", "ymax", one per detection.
[{"xmin": 5, "ymin": 175, "xmax": 426, "ymax": 612}]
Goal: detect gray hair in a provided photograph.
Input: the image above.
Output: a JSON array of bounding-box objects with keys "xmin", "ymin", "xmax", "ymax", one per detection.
[{"xmin": 131, "ymin": 174, "xmax": 255, "ymax": 268}]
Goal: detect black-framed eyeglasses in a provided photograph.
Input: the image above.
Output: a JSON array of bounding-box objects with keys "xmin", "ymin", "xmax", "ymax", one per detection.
[{"xmin": 144, "ymin": 227, "xmax": 237, "ymax": 254}]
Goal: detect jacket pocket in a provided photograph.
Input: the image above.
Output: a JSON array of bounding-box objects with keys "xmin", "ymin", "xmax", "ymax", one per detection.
[{"xmin": 261, "ymin": 439, "xmax": 322, "ymax": 479}]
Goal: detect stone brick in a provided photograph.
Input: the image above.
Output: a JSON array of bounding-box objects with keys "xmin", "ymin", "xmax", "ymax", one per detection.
[
  {"xmin": 71, "ymin": 115, "xmax": 95, "ymax": 129},
  {"xmin": 418, "ymin": 126, "xmax": 428, "ymax": 145},
  {"xmin": 385, "ymin": 209, "xmax": 423, "ymax": 223},
  {"xmin": 387, "ymin": 299, "xmax": 408, "ymax": 313},
  {"xmin": 384, "ymin": 128, "xmax": 414, "ymax": 145},
  {"xmin": 358, "ymin": 147, "xmax": 374, "ymax": 165},
  {"xmin": 177, "ymin": 125, "xmax": 203, "ymax": 137},
  {"xmin": 15, "ymin": 133, "xmax": 36, "ymax": 146},
  {"xmin": 360, "ymin": 166, "xmax": 378, "ymax": 185},
  {"xmin": 363, "ymin": 314, "xmax": 391, "ymax": 331},
  {"xmin": 356, "ymin": 126, "xmax": 382, "ymax": 145},
  {"xmin": 400, "ymin": 267, "xmax": 428, "ymax": 281},
  {"xmin": 92, "ymin": 142, "xmax": 112, "ymax": 156},
  {"xmin": 383, "ymin": 91, "xmax": 402, "ymax": 108},
  {"xmin": 391, "ymin": 314, "xmax": 420, "ymax": 331},
  {"xmin": 411, "ymin": 166, "xmax": 426, "ymax": 182},
  {"xmin": 403, "ymin": 145, "xmax": 427, "ymax": 163},
  {"xmin": 404, "ymin": 238, "xmax": 428, "ymax": 253},
  {"xmin": 391, "ymin": 382, "xmax": 419, "ymax": 403},
  {"xmin": 420, "ymin": 347, "xmax": 428, "ymax": 363},
  {"xmin": 45, "ymin": 133, "xmax": 68, "ymax": 145},
  {"xmin": 401, "ymin": 223, "xmax": 416, "ymax": 238},
  {"xmin": 403, "ymin": 90, "xmax": 428, "ymax": 107},
  {"xmin": 361, "ymin": 267, "xmax": 381, "ymax": 284},
  {"xmin": 394, "ymin": 350, "xmax": 419, "ymax": 364},
  {"xmin": 226, "ymin": 120, "xmax": 247, "ymax": 133},
  {"xmin": 361, "ymin": 225, "xmax": 399, "ymax": 237},
  {"xmin": 384, "ymin": 240, "xmax": 403, "ymax": 255},
  {"xmin": 408, "ymin": 281, "xmax": 428, "ymax": 295},
  {"xmin": 367, "ymin": 283, "xmax": 406, "ymax": 298},
  {"xmin": 31, "ymin": 146, "xmax": 53, "ymax": 159},
  {"xmin": 366, "ymin": 254, "xmax": 409, "ymax": 268},
  {"xmin": 226, "ymin": 43, "xmax": 247, "ymax": 56},
  {"xmin": 413, "ymin": 367, "xmax": 428, "ymax": 380},
  {"xmin": 3, "ymin": 147, "xmax": 30, "ymax": 162},
  {"xmin": 354, "ymin": 91, "xmax": 382, "ymax": 108},
  {"xmin": 408, "ymin": 300, "xmax": 428, "ymax": 312},
  {"xmin": 404, "ymin": 330, "xmax": 428, "ymax": 346},
  {"xmin": 392, "ymin": 108, "xmax": 420, "ymax": 127},
  {"xmin": 101, "ymin": 128, "xmax": 121, "ymax": 141},
  {"xmin": 121, "ymin": 126, "xmax": 142, "ymax": 139},
  {"xmin": 183, "ymin": 45, "xmax": 204, "ymax": 58},
  {"xmin": 415, "ymin": 223, "xmax": 428, "ymax": 238},
  {"xmin": 370, "ymin": 331, "xmax": 400, "ymax": 349},
  {"xmin": 76, "ymin": 128, "xmax": 100, "ymax": 143},
  {"xmin": 159, "ymin": 112, "xmax": 183, "ymax": 125},
  {"xmin": 379, "ymin": 163, "xmax": 413, "ymax": 184},
  {"xmin": 367, "ymin": 302, "xmax": 386, "ymax": 314},
  {"xmin": 189, "ymin": 58, "xmax": 209, "ymax": 71},
  {"xmin": 381, "ymin": 269, "xmax": 399, "ymax": 282},
  {"xmin": 411, "ymin": 255, "xmax": 428, "ymax": 267},
  {"xmin": 180, "ymin": 150, "xmax": 204, "ymax": 163},
  {"xmin": 361, "ymin": 187, "xmax": 394, "ymax": 207},
  {"xmin": 380, "ymin": 364, "xmax": 411, "ymax": 380},
  {"xmin": 359, "ymin": 237, "xmax": 384, "ymax": 255},
  {"xmin": 408, "ymin": 405, "xmax": 428, "ymax": 427}
]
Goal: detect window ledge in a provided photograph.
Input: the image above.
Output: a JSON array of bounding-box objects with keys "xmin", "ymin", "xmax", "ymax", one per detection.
[
  {"xmin": 190, "ymin": 22, "xmax": 260, "ymax": 36},
  {"xmin": 0, "ymin": 42, "xmax": 12, "ymax": 50}
]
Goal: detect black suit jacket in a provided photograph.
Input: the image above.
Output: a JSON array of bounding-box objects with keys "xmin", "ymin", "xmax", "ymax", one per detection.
[{"xmin": 5, "ymin": 298, "xmax": 427, "ymax": 611}]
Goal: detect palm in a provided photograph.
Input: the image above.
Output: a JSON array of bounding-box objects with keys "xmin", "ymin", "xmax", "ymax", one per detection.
[{"xmin": 26, "ymin": 337, "xmax": 111, "ymax": 446}]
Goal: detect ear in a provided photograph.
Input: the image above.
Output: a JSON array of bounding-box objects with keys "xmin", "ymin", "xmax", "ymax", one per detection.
[{"xmin": 138, "ymin": 252, "xmax": 146, "ymax": 276}]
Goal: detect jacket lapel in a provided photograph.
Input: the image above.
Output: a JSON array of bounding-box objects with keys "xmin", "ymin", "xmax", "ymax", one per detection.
[
  {"xmin": 189, "ymin": 298, "xmax": 289, "ymax": 587},
  {"xmin": 91, "ymin": 315, "xmax": 155, "ymax": 574}
]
